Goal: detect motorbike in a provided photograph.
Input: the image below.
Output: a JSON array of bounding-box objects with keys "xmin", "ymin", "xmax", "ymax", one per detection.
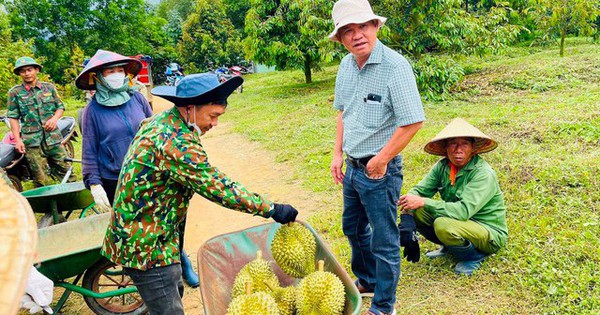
[
  {"xmin": 0, "ymin": 116, "xmax": 79, "ymax": 191},
  {"xmin": 214, "ymin": 67, "xmax": 243, "ymax": 93},
  {"xmin": 165, "ymin": 72, "xmax": 184, "ymax": 86}
]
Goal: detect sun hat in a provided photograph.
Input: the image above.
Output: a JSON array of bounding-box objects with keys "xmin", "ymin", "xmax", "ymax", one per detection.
[
  {"xmin": 424, "ymin": 118, "xmax": 498, "ymax": 156},
  {"xmin": 328, "ymin": 0, "xmax": 387, "ymax": 42},
  {"xmin": 0, "ymin": 180, "xmax": 37, "ymax": 315},
  {"xmin": 75, "ymin": 49, "xmax": 142, "ymax": 90},
  {"xmin": 13, "ymin": 56, "xmax": 42, "ymax": 74},
  {"xmin": 151, "ymin": 72, "xmax": 243, "ymax": 107}
]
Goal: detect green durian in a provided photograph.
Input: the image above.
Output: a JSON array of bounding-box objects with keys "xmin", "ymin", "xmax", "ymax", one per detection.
[
  {"xmin": 271, "ymin": 286, "xmax": 298, "ymax": 315},
  {"xmin": 232, "ymin": 250, "xmax": 280, "ymax": 299},
  {"xmin": 297, "ymin": 260, "xmax": 345, "ymax": 315},
  {"xmin": 271, "ymin": 223, "xmax": 317, "ymax": 278},
  {"xmin": 227, "ymin": 291, "xmax": 280, "ymax": 315}
]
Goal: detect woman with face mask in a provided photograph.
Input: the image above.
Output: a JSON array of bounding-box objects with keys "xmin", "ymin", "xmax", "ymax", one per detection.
[{"xmin": 76, "ymin": 49, "xmax": 153, "ymax": 211}]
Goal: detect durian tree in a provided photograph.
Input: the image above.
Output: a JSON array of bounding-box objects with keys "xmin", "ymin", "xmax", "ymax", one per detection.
[{"xmin": 243, "ymin": 0, "xmax": 341, "ymax": 83}]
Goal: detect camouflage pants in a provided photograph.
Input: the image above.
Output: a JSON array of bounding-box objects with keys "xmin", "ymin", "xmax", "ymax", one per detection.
[{"xmin": 26, "ymin": 143, "xmax": 76, "ymax": 187}]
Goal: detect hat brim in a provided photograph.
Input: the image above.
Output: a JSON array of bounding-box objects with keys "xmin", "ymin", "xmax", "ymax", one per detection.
[
  {"xmin": 424, "ymin": 137, "xmax": 498, "ymax": 156},
  {"xmin": 75, "ymin": 59, "xmax": 142, "ymax": 90},
  {"xmin": 13, "ymin": 64, "xmax": 42, "ymax": 75},
  {"xmin": 151, "ymin": 76, "xmax": 243, "ymax": 107},
  {"xmin": 328, "ymin": 15, "xmax": 386, "ymax": 42}
]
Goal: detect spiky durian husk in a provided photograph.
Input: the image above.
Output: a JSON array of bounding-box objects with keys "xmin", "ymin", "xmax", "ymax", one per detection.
[
  {"xmin": 231, "ymin": 256, "xmax": 280, "ymax": 298},
  {"xmin": 226, "ymin": 291, "xmax": 280, "ymax": 315},
  {"xmin": 272, "ymin": 286, "xmax": 298, "ymax": 315},
  {"xmin": 297, "ymin": 270, "xmax": 345, "ymax": 315},
  {"xmin": 271, "ymin": 223, "xmax": 316, "ymax": 278}
]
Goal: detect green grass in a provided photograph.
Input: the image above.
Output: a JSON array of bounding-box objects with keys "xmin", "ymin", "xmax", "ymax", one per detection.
[{"xmin": 223, "ymin": 37, "xmax": 600, "ymax": 314}]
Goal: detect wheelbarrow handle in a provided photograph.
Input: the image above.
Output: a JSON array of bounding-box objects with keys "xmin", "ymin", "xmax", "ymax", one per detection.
[{"xmin": 64, "ymin": 157, "xmax": 82, "ymax": 163}]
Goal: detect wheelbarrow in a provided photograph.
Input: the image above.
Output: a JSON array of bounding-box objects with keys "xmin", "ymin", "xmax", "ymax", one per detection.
[
  {"xmin": 197, "ymin": 220, "xmax": 362, "ymax": 315},
  {"xmin": 35, "ymin": 213, "xmax": 147, "ymax": 315},
  {"xmin": 21, "ymin": 181, "xmax": 97, "ymax": 227}
]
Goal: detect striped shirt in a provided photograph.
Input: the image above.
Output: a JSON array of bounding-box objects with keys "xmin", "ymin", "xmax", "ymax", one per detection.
[{"xmin": 333, "ymin": 40, "xmax": 425, "ymax": 158}]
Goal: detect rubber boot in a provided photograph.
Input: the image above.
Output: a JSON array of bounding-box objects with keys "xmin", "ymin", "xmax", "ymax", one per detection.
[
  {"xmin": 425, "ymin": 246, "xmax": 447, "ymax": 259},
  {"xmin": 180, "ymin": 248, "xmax": 199, "ymax": 288},
  {"xmin": 446, "ymin": 241, "xmax": 486, "ymax": 275}
]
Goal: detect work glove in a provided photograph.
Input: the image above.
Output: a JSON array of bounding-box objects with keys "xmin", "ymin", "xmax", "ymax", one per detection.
[
  {"xmin": 270, "ymin": 203, "xmax": 298, "ymax": 224},
  {"xmin": 90, "ymin": 184, "xmax": 111, "ymax": 213},
  {"xmin": 399, "ymin": 214, "xmax": 420, "ymax": 263},
  {"xmin": 21, "ymin": 266, "xmax": 54, "ymax": 314}
]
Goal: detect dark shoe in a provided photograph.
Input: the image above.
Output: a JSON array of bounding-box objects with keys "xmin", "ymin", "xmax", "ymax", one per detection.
[
  {"xmin": 355, "ymin": 279, "xmax": 375, "ymax": 298},
  {"xmin": 425, "ymin": 246, "xmax": 447, "ymax": 259},
  {"xmin": 446, "ymin": 241, "xmax": 486, "ymax": 275},
  {"xmin": 180, "ymin": 248, "xmax": 199, "ymax": 288},
  {"xmin": 366, "ymin": 308, "xmax": 397, "ymax": 315}
]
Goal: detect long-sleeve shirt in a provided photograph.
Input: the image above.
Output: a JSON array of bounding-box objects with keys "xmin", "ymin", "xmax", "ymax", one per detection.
[
  {"xmin": 101, "ymin": 107, "xmax": 272, "ymax": 270},
  {"xmin": 408, "ymin": 155, "xmax": 508, "ymax": 249},
  {"xmin": 81, "ymin": 92, "xmax": 153, "ymax": 188}
]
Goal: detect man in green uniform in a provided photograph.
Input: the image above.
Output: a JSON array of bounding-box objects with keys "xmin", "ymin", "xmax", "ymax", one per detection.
[
  {"xmin": 398, "ymin": 118, "xmax": 508, "ymax": 275},
  {"xmin": 102, "ymin": 73, "xmax": 298, "ymax": 314},
  {"xmin": 6, "ymin": 56, "xmax": 75, "ymax": 187}
]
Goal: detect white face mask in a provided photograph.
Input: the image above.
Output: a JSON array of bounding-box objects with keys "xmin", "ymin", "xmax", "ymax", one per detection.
[
  {"xmin": 104, "ymin": 72, "xmax": 126, "ymax": 89},
  {"xmin": 186, "ymin": 108, "xmax": 202, "ymax": 135}
]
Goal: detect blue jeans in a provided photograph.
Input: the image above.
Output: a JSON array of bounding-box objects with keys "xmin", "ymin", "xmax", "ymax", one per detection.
[
  {"xmin": 124, "ymin": 264, "xmax": 185, "ymax": 315},
  {"xmin": 342, "ymin": 156, "xmax": 403, "ymax": 314}
]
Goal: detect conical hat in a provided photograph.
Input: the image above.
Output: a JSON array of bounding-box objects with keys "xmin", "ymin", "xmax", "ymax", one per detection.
[
  {"xmin": 0, "ymin": 181, "xmax": 37, "ymax": 315},
  {"xmin": 75, "ymin": 49, "xmax": 142, "ymax": 90},
  {"xmin": 424, "ymin": 118, "xmax": 498, "ymax": 156}
]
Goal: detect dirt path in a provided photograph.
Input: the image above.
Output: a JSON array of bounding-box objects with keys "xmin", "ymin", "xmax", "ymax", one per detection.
[{"xmin": 152, "ymin": 97, "xmax": 321, "ymax": 314}]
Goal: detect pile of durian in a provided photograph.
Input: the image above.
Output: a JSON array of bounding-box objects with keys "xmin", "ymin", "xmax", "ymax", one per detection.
[{"xmin": 226, "ymin": 222, "xmax": 346, "ymax": 315}]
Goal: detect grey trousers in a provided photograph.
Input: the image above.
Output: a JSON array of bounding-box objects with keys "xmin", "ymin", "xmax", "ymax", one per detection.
[{"xmin": 124, "ymin": 264, "xmax": 185, "ymax": 315}]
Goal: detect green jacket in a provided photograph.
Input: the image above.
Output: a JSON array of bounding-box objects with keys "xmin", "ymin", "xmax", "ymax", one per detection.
[
  {"xmin": 102, "ymin": 107, "xmax": 272, "ymax": 271},
  {"xmin": 6, "ymin": 82, "xmax": 65, "ymax": 147},
  {"xmin": 409, "ymin": 154, "xmax": 508, "ymax": 249}
]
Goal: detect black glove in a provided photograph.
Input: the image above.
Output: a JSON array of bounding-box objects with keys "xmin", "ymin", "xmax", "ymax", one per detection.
[
  {"xmin": 270, "ymin": 203, "xmax": 298, "ymax": 224},
  {"xmin": 399, "ymin": 214, "xmax": 420, "ymax": 263}
]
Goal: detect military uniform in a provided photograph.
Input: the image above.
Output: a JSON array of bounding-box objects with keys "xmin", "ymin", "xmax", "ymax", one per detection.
[
  {"xmin": 102, "ymin": 107, "xmax": 272, "ymax": 271},
  {"xmin": 6, "ymin": 82, "xmax": 75, "ymax": 186}
]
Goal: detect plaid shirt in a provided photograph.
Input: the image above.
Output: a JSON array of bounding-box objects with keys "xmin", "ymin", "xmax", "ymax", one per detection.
[
  {"xmin": 333, "ymin": 40, "xmax": 425, "ymax": 158},
  {"xmin": 102, "ymin": 107, "xmax": 272, "ymax": 270}
]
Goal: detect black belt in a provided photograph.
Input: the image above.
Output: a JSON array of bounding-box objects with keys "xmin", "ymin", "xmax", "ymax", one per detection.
[{"xmin": 347, "ymin": 155, "xmax": 374, "ymax": 169}]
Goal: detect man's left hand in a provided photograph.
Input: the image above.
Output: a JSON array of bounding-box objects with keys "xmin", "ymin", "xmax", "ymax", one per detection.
[
  {"xmin": 44, "ymin": 117, "xmax": 58, "ymax": 131},
  {"xmin": 365, "ymin": 156, "xmax": 387, "ymax": 179}
]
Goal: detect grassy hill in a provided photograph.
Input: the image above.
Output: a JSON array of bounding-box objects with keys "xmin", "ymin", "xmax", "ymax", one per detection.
[{"xmin": 224, "ymin": 38, "xmax": 600, "ymax": 314}]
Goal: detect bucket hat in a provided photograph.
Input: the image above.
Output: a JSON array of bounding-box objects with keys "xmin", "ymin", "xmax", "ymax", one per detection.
[
  {"xmin": 151, "ymin": 73, "xmax": 243, "ymax": 107},
  {"xmin": 75, "ymin": 49, "xmax": 142, "ymax": 90},
  {"xmin": 13, "ymin": 56, "xmax": 42, "ymax": 74},
  {"xmin": 424, "ymin": 118, "xmax": 498, "ymax": 156},
  {"xmin": 328, "ymin": 0, "xmax": 387, "ymax": 42}
]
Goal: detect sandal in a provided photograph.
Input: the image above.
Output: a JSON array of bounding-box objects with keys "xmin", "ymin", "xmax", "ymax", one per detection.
[{"xmin": 354, "ymin": 279, "xmax": 375, "ymax": 298}]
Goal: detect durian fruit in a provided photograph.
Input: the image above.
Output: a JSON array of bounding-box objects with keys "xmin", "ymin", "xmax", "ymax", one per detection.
[
  {"xmin": 297, "ymin": 260, "xmax": 345, "ymax": 315},
  {"xmin": 231, "ymin": 250, "xmax": 280, "ymax": 298},
  {"xmin": 227, "ymin": 282, "xmax": 281, "ymax": 315},
  {"xmin": 271, "ymin": 222, "xmax": 317, "ymax": 278},
  {"xmin": 269, "ymin": 285, "xmax": 298, "ymax": 315}
]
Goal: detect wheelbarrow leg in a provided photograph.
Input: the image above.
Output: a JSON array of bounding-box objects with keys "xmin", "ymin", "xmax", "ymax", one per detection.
[
  {"xmin": 54, "ymin": 273, "xmax": 83, "ymax": 313},
  {"xmin": 51, "ymin": 199, "xmax": 59, "ymax": 225}
]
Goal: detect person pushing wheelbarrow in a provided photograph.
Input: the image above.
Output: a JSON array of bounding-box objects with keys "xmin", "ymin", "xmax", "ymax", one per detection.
[{"xmin": 101, "ymin": 73, "xmax": 299, "ymax": 315}]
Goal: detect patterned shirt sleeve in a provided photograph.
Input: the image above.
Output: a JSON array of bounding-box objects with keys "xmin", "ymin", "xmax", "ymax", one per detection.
[
  {"xmin": 49, "ymin": 84, "xmax": 65, "ymax": 111},
  {"xmin": 160, "ymin": 133, "xmax": 272, "ymax": 217},
  {"xmin": 6, "ymin": 88, "xmax": 20, "ymax": 119},
  {"xmin": 388, "ymin": 58, "xmax": 425, "ymax": 127}
]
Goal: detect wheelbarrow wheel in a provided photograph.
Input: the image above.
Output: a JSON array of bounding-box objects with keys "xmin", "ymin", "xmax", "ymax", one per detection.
[
  {"xmin": 8, "ymin": 174, "xmax": 22, "ymax": 192},
  {"xmin": 64, "ymin": 141, "xmax": 75, "ymax": 159},
  {"xmin": 83, "ymin": 258, "xmax": 148, "ymax": 315}
]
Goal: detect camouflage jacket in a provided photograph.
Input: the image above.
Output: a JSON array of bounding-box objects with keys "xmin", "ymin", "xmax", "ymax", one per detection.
[
  {"xmin": 101, "ymin": 107, "xmax": 273, "ymax": 270},
  {"xmin": 6, "ymin": 82, "xmax": 65, "ymax": 147}
]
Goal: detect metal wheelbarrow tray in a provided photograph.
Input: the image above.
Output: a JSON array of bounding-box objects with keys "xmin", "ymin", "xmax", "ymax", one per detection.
[
  {"xmin": 36, "ymin": 213, "xmax": 146, "ymax": 315},
  {"xmin": 197, "ymin": 220, "xmax": 362, "ymax": 315},
  {"xmin": 21, "ymin": 181, "xmax": 96, "ymax": 225}
]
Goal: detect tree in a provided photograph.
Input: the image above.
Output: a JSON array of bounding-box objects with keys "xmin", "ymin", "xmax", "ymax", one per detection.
[
  {"xmin": 0, "ymin": 9, "xmax": 37, "ymax": 108},
  {"xmin": 156, "ymin": 0, "xmax": 196, "ymax": 44},
  {"xmin": 179, "ymin": 0, "xmax": 243, "ymax": 70},
  {"xmin": 243, "ymin": 0, "xmax": 340, "ymax": 83},
  {"xmin": 535, "ymin": 0, "xmax": 599, "ymax": 56}
]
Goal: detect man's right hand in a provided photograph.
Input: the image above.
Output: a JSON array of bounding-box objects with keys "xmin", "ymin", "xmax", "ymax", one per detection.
[
  {"xmin": 90, "ymin": 185, "xmax": 111, "ymax": 213},
  {"xmin": 330, "ymin": 155, "xmax": 344, "ymax": 184},
  {"xmin": 270, "ymin": 203, "xmax": 298, "ymax": 224},
  {"xmin": 15, "ymin": 139, "xmax": 26, "ymax": 154}
]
